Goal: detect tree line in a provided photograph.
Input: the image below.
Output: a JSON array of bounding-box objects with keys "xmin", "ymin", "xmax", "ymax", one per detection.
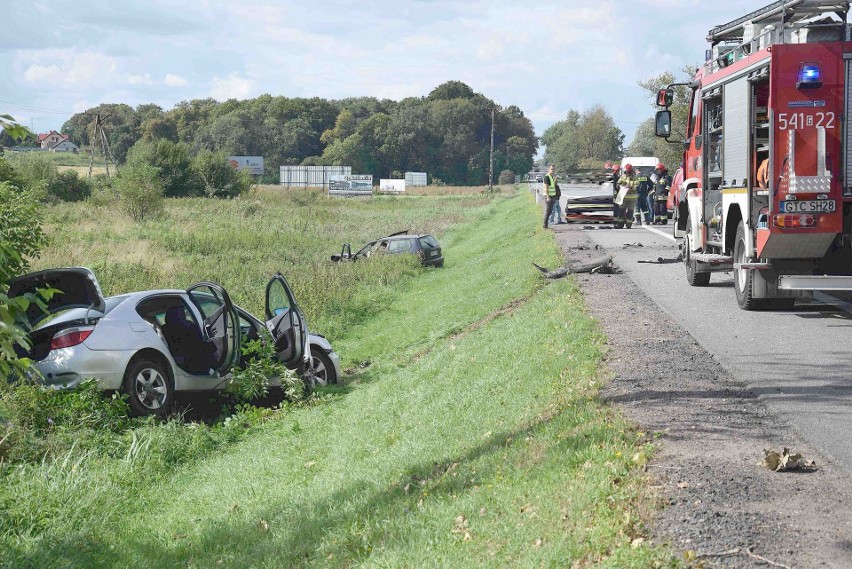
[{"xmin": 55, "ymin": 80, "xmax": 537, "ymax": 185}]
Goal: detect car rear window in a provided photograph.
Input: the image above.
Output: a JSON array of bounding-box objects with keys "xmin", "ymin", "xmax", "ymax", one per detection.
[{"xmin": 419, "ymin": 235, "xmax": 439, "ymax": 250}]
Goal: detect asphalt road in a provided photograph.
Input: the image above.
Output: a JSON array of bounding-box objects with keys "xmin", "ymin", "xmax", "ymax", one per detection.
[{"xmin": 580, "ymin": 221, "xmax": 852, "ymax": 473}]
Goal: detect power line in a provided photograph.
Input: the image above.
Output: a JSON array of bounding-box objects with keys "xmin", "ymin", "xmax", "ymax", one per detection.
[{"xmin": 0, "ymin": 98, "xmax": 76, "ymax": 116}]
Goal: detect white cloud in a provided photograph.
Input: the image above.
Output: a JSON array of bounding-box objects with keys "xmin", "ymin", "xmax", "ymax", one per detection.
[
  {"xmin": 127, "ymin": 73, "xmax": 154, "ymax": 85},
  {"xmin": 209, "ymin": 74, "xmax": 256, "ymax": 100},
  {"xmin": 22, "ymin": 51, "xmax": 118, "ymax": 88},
  {"xmin": 164, "ymin": 73, "xmax": 188, "ymax": 87}
]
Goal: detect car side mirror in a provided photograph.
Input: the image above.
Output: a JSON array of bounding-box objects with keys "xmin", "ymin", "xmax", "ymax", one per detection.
[{"xmin": 655, "ymin": 110, "xmax": 672, "ymax": 138}]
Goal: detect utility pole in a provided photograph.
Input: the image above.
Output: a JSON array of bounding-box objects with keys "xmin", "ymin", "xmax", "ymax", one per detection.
[
  {"xmin": 488, "ymin": 107, "xmax": 495, "ymax": 194},
  {"xmin": 87, "ymin": 113, "xmax": 118, "ymax": 180}
]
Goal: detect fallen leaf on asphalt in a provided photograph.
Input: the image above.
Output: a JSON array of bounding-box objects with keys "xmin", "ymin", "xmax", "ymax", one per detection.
[
  {"xmin": 677, "ymin": 481, "xmax": 689, "ymax": 489},
  {"xmin": 762, "ymin": 448, "xmax": 817, "ymax": 472}
]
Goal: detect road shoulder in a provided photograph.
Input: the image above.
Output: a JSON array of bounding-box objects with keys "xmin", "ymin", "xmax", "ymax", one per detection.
[{"xmin": 553, "ymin": 223, "xmax": 852, "ymax": 568}]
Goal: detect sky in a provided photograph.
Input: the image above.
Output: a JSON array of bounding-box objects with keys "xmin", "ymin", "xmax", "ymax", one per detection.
[{"xmin": 2, "ymin": 0, "xmax": 759, "ymax": 145}]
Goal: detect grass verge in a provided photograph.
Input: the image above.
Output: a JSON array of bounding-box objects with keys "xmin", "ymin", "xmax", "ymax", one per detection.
[{"xmin": 1, "ymin": 189, "xmax": 676, "ymax": 567}]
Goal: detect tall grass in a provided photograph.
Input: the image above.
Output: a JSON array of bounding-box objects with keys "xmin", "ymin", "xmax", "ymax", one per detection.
[
  {"xmin": 1, "ymin": 189, "xmax": 675, "ymax": 567},
  {"xmin": 34, "ymin": 188, "xmax": 487, "ymax": 344}
]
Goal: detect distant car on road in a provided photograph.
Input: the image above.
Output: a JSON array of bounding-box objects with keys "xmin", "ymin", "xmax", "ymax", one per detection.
[
  {"xmin": 9, "ymin": 268, "xmax": 341, "ymax": 417},
  {"xmin": 331, "ymin": 231, "xmax": 444, "ymax": 267}
]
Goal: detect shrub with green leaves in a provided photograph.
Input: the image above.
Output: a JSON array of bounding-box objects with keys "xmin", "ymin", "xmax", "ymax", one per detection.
[
  {"xmin": 114, "ymin": 163, "xmax": 165, "ymax": 221},
  {"xmin": 126, "ymin": 139, "xmax": 201, "ymax": 197},
  {"xmin": 498, "ymin": 169, "xmax": 515, "ymax": 185},
  {"xmin": 3, "ymin": 152, "xmax": 56, "ymax": 197},
  {"xmin": 193, "ymin": 150, "xmax": 253, "ymax": 198},
  {"xmin": 46, "ymin": 169, "xmax": 91, "ymax": 202},
  {"xmin": 227, "ymin": 339, "xmax": 303, "ymax": 404}
]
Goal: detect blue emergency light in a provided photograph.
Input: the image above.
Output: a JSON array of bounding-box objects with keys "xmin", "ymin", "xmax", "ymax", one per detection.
[{"xmin": 797, "ymin": 63, "xmax": 822, "ymax": 89}]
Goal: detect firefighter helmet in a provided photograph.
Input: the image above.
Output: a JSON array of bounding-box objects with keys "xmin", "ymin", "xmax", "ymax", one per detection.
[
  {"xmin": 656, "ymin": 162, "xmax": 665, "ymax": 171},
  {"xmin": 623, "ymin": 164, "xmax": 633, "ymax": 173}
]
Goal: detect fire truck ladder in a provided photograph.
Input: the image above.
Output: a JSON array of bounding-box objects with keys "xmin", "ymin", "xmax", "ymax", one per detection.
[{"xmin": 708, "ymin": 0, "xmax": 850, "ymax": 45}]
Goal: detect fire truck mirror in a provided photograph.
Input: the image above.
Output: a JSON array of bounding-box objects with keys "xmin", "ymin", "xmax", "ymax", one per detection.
[
  {"xmin": 655, "ymin": 110, "xmax": 672, "ymax": 138},
  {"xmin": 656, "ymin": 89, "xmax": 674, "ymax": 107}
]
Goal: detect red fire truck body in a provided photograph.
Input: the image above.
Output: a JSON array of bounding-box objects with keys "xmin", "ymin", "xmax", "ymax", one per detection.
[{"xmin": 657, "ymin": 0, "xmax": 852, "ymax": 309}]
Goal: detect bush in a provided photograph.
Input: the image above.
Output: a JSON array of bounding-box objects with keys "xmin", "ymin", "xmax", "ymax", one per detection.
[
  {"xmin": 126, "ymin": 139, "xmax": 201, "ymax": 197},
  {"xmin": 0, "ymin": 156, "xmax": 24, "ymax": 188},
  {"xmin": 4, "ymin": 152, "xmax": 56, "ymax": 196},
  {"xmin": 227, "ymin": 340, "xmax": 303, "ymax": 404},
  {"xmin": 46, "ymin": 170, "xmax": 91, "ymax": 202},
  {"xmin": 86, "ymin": 174, "xmax": 116, "ymax": 208},
  {"xmin": 498, "ymin": 169, "xmax": 515, "ymax": 185},
  {"xmin": 114, "ymin": 164, "xmax": 164, "ymax": 221},
  {"xmin": 193, "ymin": 150, "xmax": 253, "ymax": 198},
  {"xmin": 0, "ymin": 182, "xmax": 46, "ymax": 279}
]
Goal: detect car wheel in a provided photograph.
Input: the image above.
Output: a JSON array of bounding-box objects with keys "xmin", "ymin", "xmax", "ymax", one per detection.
[
  {"xmin": 303, "ymin": 347, "xmax": 338, "ymax": 387},
  {"xmin": 123, "ymin": 356, "xmax": 173, "ymax": 417}
]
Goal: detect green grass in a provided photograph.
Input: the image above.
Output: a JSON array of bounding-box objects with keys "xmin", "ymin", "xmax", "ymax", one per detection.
[{"xmin": 1, "ymin": 189, "xmax": 677, "ymax": 567}]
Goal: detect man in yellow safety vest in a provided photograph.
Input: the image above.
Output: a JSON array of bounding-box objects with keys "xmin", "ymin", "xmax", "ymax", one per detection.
[{"xmin": 543, "ymin": 164, "xmax": 560, "ymax": 229}]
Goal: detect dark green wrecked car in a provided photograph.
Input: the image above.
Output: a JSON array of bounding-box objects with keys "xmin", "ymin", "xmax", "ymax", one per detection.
[{"xmin": 332, "ymin": 231, "xmax": 444, "ymax": 268}]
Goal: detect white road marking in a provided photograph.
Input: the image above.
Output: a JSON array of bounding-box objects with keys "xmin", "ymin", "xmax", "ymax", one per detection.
[{"xmin": 641, "ymin": 224, "xmax": 677, "ymax": 242}]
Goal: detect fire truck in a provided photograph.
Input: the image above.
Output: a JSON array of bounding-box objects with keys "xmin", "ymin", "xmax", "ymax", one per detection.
[{"xmin": 655, "ymin": 0, "xmax": 852, "ymax": 309}]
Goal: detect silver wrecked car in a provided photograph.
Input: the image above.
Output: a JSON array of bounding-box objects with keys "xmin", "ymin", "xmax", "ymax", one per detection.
[{"xmin": 9, "ymin": 268, "xmax": 341, "ymax": 417}]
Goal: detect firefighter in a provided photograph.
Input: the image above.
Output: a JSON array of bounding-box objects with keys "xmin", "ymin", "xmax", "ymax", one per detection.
[
  {"xmin": 616, "ymin": 163, "xmax": 638, "ymax": 229},
  {"xmin": 542, "ymin": 164, "xmax": 560, "ymax": 229},
  {"xmin": 611, "ymin": 164, "xmax": 621, "ymax": 220},
  {"xmin": 635, "ymin": 167, "xmax": 654, "ymax": 226},
  {"xmin": 652, "ymin": 163, "xmax": 672, "ymax": 225}
]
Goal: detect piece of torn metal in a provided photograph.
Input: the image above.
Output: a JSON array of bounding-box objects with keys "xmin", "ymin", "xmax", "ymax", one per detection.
[{"xmin": 532, "ymin": 257, "xmax": 616, "ymax": 279}]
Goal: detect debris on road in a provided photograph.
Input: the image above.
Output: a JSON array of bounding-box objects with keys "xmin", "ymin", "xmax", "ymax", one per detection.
[
  {"xmin": 761, "ymin": 448, "xmax": 817, "ymax": 472},
  {"xmin": 581, "ymin": 225, "xmax": 615, "ymax": 230},
  {"xmin": 622, "ymin": 242, "xmax": 644, "ymax": 248},
  {"xmin": 637, "ymin": 257, "xmax": 680, "ymax": 264},
  {"xmin": 532, "ymin": 257, "xmax": 616, "ymax": 279}
]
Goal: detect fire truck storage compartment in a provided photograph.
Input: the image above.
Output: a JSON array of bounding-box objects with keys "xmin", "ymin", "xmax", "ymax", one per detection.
[
  {"xmin": 724, "ymin": 77, "xmax": 750, "ymax": 188},
  {"xmin": 845, "ymin": 57, "xmax": 852, "ymax": 195}
]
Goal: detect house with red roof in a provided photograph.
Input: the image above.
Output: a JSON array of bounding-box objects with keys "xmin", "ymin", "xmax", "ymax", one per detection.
[{"xmin": 38, "ymin": 130, "xmax": 79, "ymax": 153}]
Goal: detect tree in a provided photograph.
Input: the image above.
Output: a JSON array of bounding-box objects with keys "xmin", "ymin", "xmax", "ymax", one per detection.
[
  {"xmin": 319, "ymin": 109, "xmax": 356, "ymax": 146},
  {"xmin": 114, "ymin": 163, "xmax": 164, "ymax": 221},
  {"xmin": 193, "ymin": 150, "xmax": 252, "ymax": 198},
  {"xmin": 541, "ymin": 107, "xmax": 623, "ymax": 170},
  {"xmin": 427, "ymin": 80, "xmax": 476, "ymax": 101},
  {"xmin": 126, "ymin": 139, "xmax": 200, "ymax": 197},
  {"xmin": 628, "ymin": 67, "xmax": 698, "ymax": 170}
]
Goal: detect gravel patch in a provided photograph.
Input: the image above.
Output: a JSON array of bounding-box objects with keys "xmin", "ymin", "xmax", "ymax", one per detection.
[{"xmin": 553, "ymin": 223, "xmax": 852, "ymax": 568}]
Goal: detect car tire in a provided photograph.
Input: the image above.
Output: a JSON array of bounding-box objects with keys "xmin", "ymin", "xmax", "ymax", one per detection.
[
  {"xmin": 123, "ymin": 356, "xmax": 173, "ymax": 417},
  {"xmin": 303, "ymin": 347, "xmax": 338, "ymax": 387}
]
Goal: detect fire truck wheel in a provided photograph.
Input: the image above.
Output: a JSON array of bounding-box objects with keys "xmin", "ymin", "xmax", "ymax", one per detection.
[
  {"xmin": 684, "ymin": 217, "xmax": 710, "ymax": 286},
  {"xmin": 734, "ymin": 221, "xmax": 760, "ymax": 310}
]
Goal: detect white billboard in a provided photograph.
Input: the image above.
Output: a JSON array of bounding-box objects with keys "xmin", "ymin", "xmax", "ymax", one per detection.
[
  {"xmin": 379, "ymin": 179, "xmax": 406, "ymax": 193},
  {"xmin": 228, "ymin": 156, "xmax": 264, "ymax": 176},
  {"xmin": 329, "ymin": 174, "xmax": 373, "ymax": 196}
]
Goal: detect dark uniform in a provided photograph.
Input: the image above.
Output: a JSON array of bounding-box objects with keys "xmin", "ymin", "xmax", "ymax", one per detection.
[
  {"xmin": 652, "ymin": 168, "xmax": 672, "ymax": 224},
  {"xmin": 635, "ymin": 172, "xmax": 654, "ymax": 225},
  {"xmin": 543, "ymin": 172, "xmax": 560, "ymax": 229},
  {"xmin": 611, "ymin": 167, "xmax": 621, "ymax": 219}
]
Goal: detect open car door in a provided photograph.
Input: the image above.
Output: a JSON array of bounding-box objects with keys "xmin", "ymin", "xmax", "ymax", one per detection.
[
  {"xmin": 186, "ymin": 282, "xmax": 240, "ymax": 376},
  {"xmin": 265, "ymin": 272, "xmax": 308, "ymax": 369}
]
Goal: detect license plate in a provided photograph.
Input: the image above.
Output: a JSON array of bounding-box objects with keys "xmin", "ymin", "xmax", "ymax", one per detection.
[{"xmin": 780, "ymin": 200, "xmax": 836, "ymax": 213}]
